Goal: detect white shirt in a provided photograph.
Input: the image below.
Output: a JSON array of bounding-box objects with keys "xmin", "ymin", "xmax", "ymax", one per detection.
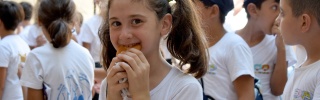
[
  {"xmin": 19, "ymin": 24, "xmax": 45, "ymax": 46},
  {"xmin": 0, "ymin": 35, "xmax": 30, "ymax": 100},
  {"xmin": 283, "ymin": 60, "xmax": 320, "ymax": 100},
  {"xmin": 203, "ymin": 32, "xmax": 255, "ymax": 100},
  {"xmin": 251, "ymin": 35, "xmax": 297, "ymax": 100},
  {"xmin": 78, "ymin": 15, "xmax": 103, "ymax": 62},
  {"xmin": 223, "ymin": 8, "xmax": 248, "ymax": 33},
  {"xmin": 99, "ymin": 67, "xmax": 203, "ymax": 100},
  {"xmin": 20, "ymin": 40, "xmax": 95, "ymax": 100}
]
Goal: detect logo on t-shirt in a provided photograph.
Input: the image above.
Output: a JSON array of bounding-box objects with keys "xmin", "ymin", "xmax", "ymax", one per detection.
[
  {"xmin": 208, "ymin": 64, "xmax": 217, "ymax": 74},
  {"xmin": 254, "ymin": 64, "xmax": 271, "ymax": 74},
  {"xmin": 294, "ymin": 89, "xmax": 313, "ymax": 100}
]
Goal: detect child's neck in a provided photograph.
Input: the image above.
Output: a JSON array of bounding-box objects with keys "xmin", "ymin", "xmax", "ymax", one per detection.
[
  {"xmin": 237, "ymin": 21, "xmax": 265, "ymax": 47},
  {"xmin": 145, "ymin": 51, "xmax": 172, "ymax": 90},
  {"xmin": 206, "ymin": 22, "xmax": 226, "ymax": 47},
  {"xmin": 0, "ymin": 30, "xmax": 15, "ymax": 39},
  {"xmin": 302, "ymin": 42, "xmax": 320, "ymax": 67}
]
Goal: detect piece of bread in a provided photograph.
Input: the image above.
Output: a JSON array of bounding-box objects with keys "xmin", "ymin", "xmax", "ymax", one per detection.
[{"xmin": 116, "ymin": 44, "xmax": 142, "ymax": 55}]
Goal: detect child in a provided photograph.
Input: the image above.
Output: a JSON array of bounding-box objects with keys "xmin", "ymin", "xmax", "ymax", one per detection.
[
  {"xmin": 16, "ymin": 2, "xmax": 33, "ymax": 34},
  {"xmin": 194, "ymin": 0, "xmax": 255, "ymax": 99},
  {"xmin": 237, "ymin": 0, "xmax": 297, "ymax": 99},
  {"xmin": 277, "ymin": 0, "xmax": 320, "ymax": 99},
  {"xmin": 0, "ymin": 1, "xmax": 30, "ymax": 100},
  {"xmin": 20, "ymin": 0, "xmax": 95, "ymax": 99},
  {"xmin": 98, "ymin": 0, "xmax": 208, "ymax": 99}
]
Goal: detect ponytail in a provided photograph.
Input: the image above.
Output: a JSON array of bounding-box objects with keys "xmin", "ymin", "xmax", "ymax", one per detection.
[
  {"xmin": 47, "ymin": 19, "xmax": 71, "ymax": 48},
  {"xmin": 37, "ymin": 0, "xmax": 75, "ymax": 48},
  {"xmin": 167, "ymin": 0, "xmax": 209, "ymax": 78}
]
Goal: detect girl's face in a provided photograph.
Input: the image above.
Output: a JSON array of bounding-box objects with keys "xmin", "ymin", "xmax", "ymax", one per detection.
[
  {"xmin": 255, "ymin": 0, "xmax": 280, "ymax": 34},
  {"xmin": 108, "ymin": 0, "xmax": 164, "ymax": 56}
]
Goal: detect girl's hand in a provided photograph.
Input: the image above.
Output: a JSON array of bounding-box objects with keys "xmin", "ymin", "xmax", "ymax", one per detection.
[
  {"xmin": 117, "ymin": 48, "xmax": 150, "ymax": 99},
  {"xmin": 106, "ymin": 57, "xmax": 129, "ymax": 100}
]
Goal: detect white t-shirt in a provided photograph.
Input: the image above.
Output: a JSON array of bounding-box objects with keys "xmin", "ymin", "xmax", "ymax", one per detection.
[
  {"xmin": 0, "ymin": 35, "xmax": 30, "ymax": 100},
  {"xmin": 78, "ymin": 15, "xmax": 103, "ymax": 62},
  {"xmin": 19, "ymin": 24, "xmax": 45, "ymax": 47},
  {"xmin": 99, "ymin": 67, "xmax": 203, "ymax": 100},
  {"xmin": 251, "ymin": 35, "xmax": 297, "ymax": 100},
  {"xmin": 282, "ymin": 60, "xmax": 320, "ymax": 100},
  {"xmin": 223, "ymin": 8, "xmax": 248, "ymax": 33},
  {"xmin": 20, "ymin": 40, "xmax": 95, "ymax": 100},
  {"xmin": 203, "ymin": 32, "xmax": 255, "ymax": 100}
]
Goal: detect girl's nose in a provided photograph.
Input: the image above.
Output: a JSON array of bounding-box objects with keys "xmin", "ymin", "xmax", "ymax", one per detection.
[{"xmin": 119, "ymin": 25, "xmax": 133, "ymax": 40}]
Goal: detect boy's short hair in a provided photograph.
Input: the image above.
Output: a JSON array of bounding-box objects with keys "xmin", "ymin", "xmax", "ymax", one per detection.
[
  {"xmin": 20, "ymin": 2, "xmax": 33, "ymax": 21},
  {"xmin": 0, "ymin": 1, "xmax": 23, "ymax": 30},
  {"xmin": 288, "ymin": 0, "xmax": 320, "ymax": 26},
  {"xmin": 243, "ymin": 0, "xmax": 280, "ymax": 18},
  {"xmin": 200, "ymin": 0, "xmax": 234, "ymax": 24}
]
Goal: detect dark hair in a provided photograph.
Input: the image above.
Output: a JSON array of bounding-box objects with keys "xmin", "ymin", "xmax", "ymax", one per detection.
[
  {"xmin": 0, "ymin": 1, "xmax": 24, "ymax": 30},
  {"xmin": 20, "ymin": 2, "xmax": 33, "ymax": 21},
  {"xmin": 38, "ymin": 0, "xmax": 75, "ymax": 48},
  {"xmin": 76, "ymin": 11, "xmax": 83, "ymax": 26},
  {"xmin": 99, "ymin": 0, "xmax": 208, "ymax": 78},
  {"xmin": 199, "ymin": 0, "xmax": 229, "ymax": 24},
  {"xmin": 243, "ymin": 0, "xmax": 280, "ymax": 18},
  {"xmin": 288, "ymin": 0, "xmax": 320, "ymax": 26}
]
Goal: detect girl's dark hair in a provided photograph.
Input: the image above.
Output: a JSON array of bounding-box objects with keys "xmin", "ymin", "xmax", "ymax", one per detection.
[
  {"xmin": 99, "ymin": 0, "xmax": 208, "ymax": 78},
  {"xmin": 243, "ymin": 0, "xmax": 280, "ymax": 18},
  {"xmin": 38, "ymin": 0, "xmax": 75, "ymax": 48},
  {"xmin": 0, "ymin": 1, "xmax": 24, "ymax": 30}
]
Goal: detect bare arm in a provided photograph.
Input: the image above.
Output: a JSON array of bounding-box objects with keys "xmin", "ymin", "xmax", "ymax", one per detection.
[
  {"xmin": 27, "ymin": 88, "xmax": 44, "ymax": 100},
  {"xmin": 270, "ymin": 21, "xmax": 287, "ymax": 96},
  {"xmin": 82, "ymin": 42, "xmax": 91, "ymax": 51},
  {"xmin": 233, "ymin": 75, "xmax": 254, "ymax": 100},
  {"xmin": 0, "ymin": 67, "xmax": 7, "ymax": 99},
  {"xmin": 270, "ymin": 47, "xmax": 287, "ymax": 96}
]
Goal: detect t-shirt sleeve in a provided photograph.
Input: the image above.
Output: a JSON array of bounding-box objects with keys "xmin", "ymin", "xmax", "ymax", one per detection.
[
  {"xmin": 285, "ymin": 45, "xmax": 297, "ymax": 67},
  {"xmin": 20, "ymin": 52, "xmax": 44, "ymax": 89},
  {"xmin": 0, "ymin": 45, "xmax": 10, "ymax": 67},
  {"xmin": 79, "ymin": 23, "xmax": 94, "ymax": 44},
  {"xmin": 172, "ymin": 82, "xmax": 203, "ymax": 100},
  {"xmin": 227, "ymin": 43, "xmax": 255, "ymax": 82}
]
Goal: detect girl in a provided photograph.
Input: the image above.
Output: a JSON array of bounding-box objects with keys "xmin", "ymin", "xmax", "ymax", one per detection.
[
  {"xmin": 237, "ymin": 0, "xmax": 297, "ymax": 99},
  {"xmin": 0, "ymin": 1, "xmax": 30, "ymax": 100},
  {"xmin": 99, "ymin": 0, "xmax": 208, "ymax": 99},
  {"xmin": 20, "ymin": 0, "xmax": 95, "ymax": 99}
]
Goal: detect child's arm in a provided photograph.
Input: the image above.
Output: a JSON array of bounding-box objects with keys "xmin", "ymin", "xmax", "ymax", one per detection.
[
  {"xmin": 0, "ymin": 67, "xmax": 7, "ymax": 99},
  {"xmin": 26, "ymin": 88, "xmax": 44, "ymax": 100},
  {"xmin": 233, "ymin": 75, "xmax": 255, "ymax": 100},
  {"xmin": 270, "ymin": 23, "xmax": 287, "ymax": 96}
]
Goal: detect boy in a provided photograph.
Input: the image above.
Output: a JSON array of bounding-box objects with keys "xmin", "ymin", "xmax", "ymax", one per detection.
[
  {"xmin": 0, "ymin": 1, "xmax": 30, "ymax": 99},
  {"xmin": 237, "ymin": 0, "xmax": 297, "ymax": 99},
  {"xmin": 277, "ymin": 0, "xmax": 320, "ymax": 99},
  {"xmin": 194, "ymin": 0, "xmax": 255, "ymax": 99}
]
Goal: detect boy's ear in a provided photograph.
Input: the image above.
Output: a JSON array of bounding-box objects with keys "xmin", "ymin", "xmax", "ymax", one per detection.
[
  {"xmin": 160, "ymin": 14, "xmax": 172, "ymax": 36},
  {"xmin": 207, "ymin": 4, "xmax": 220, "ymax": 19},
  {"xmin": 247, "ymin": 3, "xmax": 258, "ymax": 19},
  {"xmin": 300, "ymin": 14, "xmax": 311, "ymax": 33}
]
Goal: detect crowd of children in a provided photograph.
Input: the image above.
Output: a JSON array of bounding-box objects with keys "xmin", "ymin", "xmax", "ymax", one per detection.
[{"xmin": 0, "ymin": 0, "xmax": 319, "ymax": 99}]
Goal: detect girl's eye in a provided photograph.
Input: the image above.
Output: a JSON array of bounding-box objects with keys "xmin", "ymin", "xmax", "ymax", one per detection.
[
  {"xmin": 272, "ymin": 5, "xmax": 278, "ymax": 10},
  {"xmin": 132, "ymin": 19, "xmax": 142, "ymax": 25},
  {"xmin": 111, "ymin": 21, "xmax": 121, "ymax": 27}
]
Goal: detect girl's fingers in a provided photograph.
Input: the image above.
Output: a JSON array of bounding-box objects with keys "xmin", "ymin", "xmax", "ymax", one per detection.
[
  {"xmin": 117, "ymin": 53, "xmax": 139, "ymax": 71},
  {"xmin": 128, "ymin": 48, "xmax": 149, "ymax": 64},
  {"xmin": 107, "ymin": 63, "xmax": 127, "ymax": 84}
]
